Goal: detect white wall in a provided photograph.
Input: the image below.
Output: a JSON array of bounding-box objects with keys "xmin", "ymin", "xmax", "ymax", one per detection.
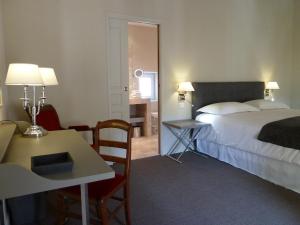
[
  {"xmin": 292, "ymin": 0, "xmax": 300, "ymax": 109},
  {"xmin": 2, "ymin": 0, "xmax": 295, "ymax": 154},
  {"xmin": 0, "ymin": 0, "xmax": 7, "ymax": 120},
  {"xmin": 185, "ymin": 0, "xmax": 294, "ymax": 103},
  {"xmin": 3, "ymin": 0, "xmax": 186, "ymax": 125},
  {"xmin": 161, "ymin": 0, "xmax": 295, "ymax": 153}
]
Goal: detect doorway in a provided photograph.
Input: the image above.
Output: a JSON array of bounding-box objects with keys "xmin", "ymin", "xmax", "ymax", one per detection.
[{"xmin": 128, "ymin": 22, "xmax": 160, "ymax": 160}]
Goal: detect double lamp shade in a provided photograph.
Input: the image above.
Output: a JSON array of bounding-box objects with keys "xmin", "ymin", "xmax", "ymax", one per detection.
[{"xmin": 5, "ymin": 63, "xmax": 58, "ymax": 86}]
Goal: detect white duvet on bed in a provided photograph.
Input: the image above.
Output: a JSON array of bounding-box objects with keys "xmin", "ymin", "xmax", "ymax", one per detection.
[{"xmin": 196, "ymin": 109, "xmax": 300, "ymax": 166}]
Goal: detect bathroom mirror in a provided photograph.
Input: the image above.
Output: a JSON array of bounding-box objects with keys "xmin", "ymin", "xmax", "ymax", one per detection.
[{"xmin": 134, "ymin": 69, "xmax": 144, "ymax": 78}]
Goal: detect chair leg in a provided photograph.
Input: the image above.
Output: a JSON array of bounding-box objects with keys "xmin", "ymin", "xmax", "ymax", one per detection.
[
  {"xmin": 56, "ymin": 193, "xmax": 68, "ymax": 225},
  {"xmin": 98, "ymin": 199, "xmax": 109, "ymax": 225},
  {"xmin": 124, "ymin": 184, "xmax": 131, "ymax": 225}
]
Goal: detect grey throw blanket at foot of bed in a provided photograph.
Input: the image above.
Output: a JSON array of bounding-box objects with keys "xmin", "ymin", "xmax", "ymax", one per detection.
[{"xmin": 258, "ymin": 116, "xmax": 300, "ymax": 150}]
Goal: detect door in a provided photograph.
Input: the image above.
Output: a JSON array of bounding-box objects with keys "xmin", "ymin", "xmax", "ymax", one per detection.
[
  {"xmin": 107, "ymin": 17, "xmax": 129, "ymax": 122},
  {"xmin": 106, "ymin": 17, "xmax": 129, "ymax": 156}
]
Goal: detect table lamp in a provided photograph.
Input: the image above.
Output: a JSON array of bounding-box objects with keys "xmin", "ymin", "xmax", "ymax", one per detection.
[
  {"xmin": 39, "ymin": 67, "xmax": 59, "ymax": 105},
  {"xmin": 5, "ymin": 63, "xmax": 58, "ymax": 137}
]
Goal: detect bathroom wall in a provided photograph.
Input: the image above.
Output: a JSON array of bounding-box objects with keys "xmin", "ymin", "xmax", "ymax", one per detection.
[{"xmin": 128, "ymin": 23, "xmax": 158, "ymax": 97}]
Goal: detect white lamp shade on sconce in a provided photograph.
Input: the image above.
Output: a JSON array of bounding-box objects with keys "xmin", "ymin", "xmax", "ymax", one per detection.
[
  {"xmin": 177, "ymin": 82, "xmax": 195, "ymax": 92},
  {"xmin": 39, "ymin": 67, "xmax": 58, "ymax": 86},
  {"xmin": 5, "ymin": 63, "xmax": 43, "ymax": 86},
  {"xmin": 266, "ymin": 81, "xmax": 280, "ymax": 90}
]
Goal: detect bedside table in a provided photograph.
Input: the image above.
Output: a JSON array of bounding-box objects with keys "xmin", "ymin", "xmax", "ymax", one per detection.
[{"xmin": 162, "ymin": 119, "xmax": 210, "ymax": 163}]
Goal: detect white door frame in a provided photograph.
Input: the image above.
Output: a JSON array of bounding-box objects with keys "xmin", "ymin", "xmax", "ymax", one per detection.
[{"xmin": 106, "ymin": 13, "xmax": 162, "ymax": 154}]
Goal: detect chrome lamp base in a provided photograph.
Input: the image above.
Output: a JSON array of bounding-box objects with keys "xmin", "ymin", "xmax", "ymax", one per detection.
[
  {"xmin": 20, "ymin": 85, "xmax": 48, "ymax": 138},
  {"xmin": 23, "ymin": 125, "xmax": 48, "ymax": 137}
]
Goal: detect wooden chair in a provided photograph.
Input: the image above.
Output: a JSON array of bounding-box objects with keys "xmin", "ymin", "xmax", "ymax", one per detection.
[{"xmin": 57, "ymin": 119, "xmax": 133, "ymax": 225}]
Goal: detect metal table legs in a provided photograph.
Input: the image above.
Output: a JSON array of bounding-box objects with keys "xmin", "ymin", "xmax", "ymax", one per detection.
[
  {"xmin": 80, "ymin": 183, "xmax": 90, "ymax": 225},
  {"xmin": 2, "ymin": 199, "xmax": 10, "ymax": 225},
  {"xmin": 166, "ymin": 126, "xmax": 206, "ymax": 163}
]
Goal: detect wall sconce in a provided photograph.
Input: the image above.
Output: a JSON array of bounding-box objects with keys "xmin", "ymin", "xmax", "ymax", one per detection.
[
  {"xmin": 265, "ymin": 81, "xmax": 279, "ymax": 102},
  {"xmin": 177, "ymin": 82, "xmax": 195, "ymax": 101},
  {"xmin": 5, "ymin": 63, "xmax": 58, "ymax": 137}
]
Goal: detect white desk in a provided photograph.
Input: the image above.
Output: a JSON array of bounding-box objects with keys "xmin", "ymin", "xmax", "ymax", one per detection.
[{"xmin": 0, "ymin": 123, "xmax": 114, "ymax": 225}]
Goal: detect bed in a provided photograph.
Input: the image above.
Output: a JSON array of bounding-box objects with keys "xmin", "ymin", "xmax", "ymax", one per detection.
[{"xmin": 192, "ymin": 82, "xmax": 300, "ymax": 193}]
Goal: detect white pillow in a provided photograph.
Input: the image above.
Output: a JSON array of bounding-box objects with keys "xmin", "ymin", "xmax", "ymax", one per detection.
[
  {"xmin": 245, "ymin": 99, "xmax": 290, "ymax": 110},
  {"xmin": 196, "ymin": 102, "xmax": 259, "ymax": 115}
]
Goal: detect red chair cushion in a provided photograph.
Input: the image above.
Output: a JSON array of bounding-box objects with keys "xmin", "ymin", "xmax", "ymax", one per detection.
[
  {"xmin": 62, "ymin": 174, "xmax": 125, "ymax": 199},
  {"xmin": 36, "ymin": 105, "xmax": 64, "ymax": 131}
]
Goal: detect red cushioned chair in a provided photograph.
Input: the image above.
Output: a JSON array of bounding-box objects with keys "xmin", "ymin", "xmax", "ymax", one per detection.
[
  {"xmin": 36, "ymin": 104, "xmax": 64, "ymax": 131},
  {"xmin": 57, "ymin": 119, "xmax": 133, "ymax": 225},
  {"xmin": 33, "ymin": 103, "xmax": 93, "ymax": 133}
]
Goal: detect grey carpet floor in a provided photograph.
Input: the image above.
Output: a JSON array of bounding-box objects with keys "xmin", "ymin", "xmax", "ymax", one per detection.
[
  {"xmin": 49, "ymin": 153, "xmax": 300, "ymax": 225},
  {"xmin": 128, "ymin": 153, "xmax": 300, "ymax": 225}
]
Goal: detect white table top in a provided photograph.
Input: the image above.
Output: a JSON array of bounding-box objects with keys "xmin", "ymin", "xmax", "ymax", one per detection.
[{"xmin": 0, "ymin": 127, "xmax": 114, "ymax": 199}]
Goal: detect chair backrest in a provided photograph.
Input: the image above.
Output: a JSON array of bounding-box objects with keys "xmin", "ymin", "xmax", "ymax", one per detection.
[
  {"xmin": 94, "ymin": 120, "xmax": 133, "ymax": 178},
  {"xmin": 36, "ymin": 104, "xmax": 64, "ymax": 131}
]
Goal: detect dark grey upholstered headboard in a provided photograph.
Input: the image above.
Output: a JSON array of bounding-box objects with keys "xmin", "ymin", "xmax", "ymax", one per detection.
[{"xmin": 191, "ymin": 82, "xmax": 265, "ymax": 119}]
